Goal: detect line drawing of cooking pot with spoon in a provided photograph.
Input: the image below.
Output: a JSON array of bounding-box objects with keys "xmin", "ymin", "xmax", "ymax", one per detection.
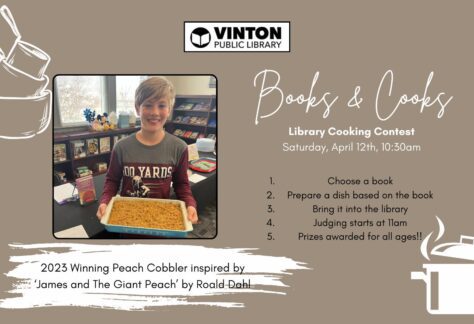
[
  {"xmin": 0, "ymin": 5, "xmax": 51, "ymax": 140},
  {"xmin": 411, "ymin": 216, "xmax": 474, "ymax": 315}
]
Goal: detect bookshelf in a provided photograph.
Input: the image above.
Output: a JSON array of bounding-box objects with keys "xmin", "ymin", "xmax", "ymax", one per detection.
[
  {"xmin": 53, "ymin": 127, "xmax": 139, "ymax": 183},
  {"xmin": 166, "ymin": 95, "xmax": 217, "ymax": 143}
]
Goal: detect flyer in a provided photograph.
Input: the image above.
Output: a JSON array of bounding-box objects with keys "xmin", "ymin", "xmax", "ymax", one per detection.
[{"xmin": 1, "ymin": 0, "xmax": 473, "ymax": 322}]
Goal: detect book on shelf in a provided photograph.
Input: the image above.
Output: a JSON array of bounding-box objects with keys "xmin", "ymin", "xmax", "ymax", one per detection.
[
  {"xmin": 53, "ymin": 170, "xmax": 67, "ymax": 184},
  {"xmin": 113, "ymin": 135, "xmax": 119, "ymax": 146},
  {"xmin": 173, "ymin": 129, "xmax": 185, "ymax": 137},
  {"xmin": 86, "ymin": 138, "xmax": 99, "ymax": 155},
  {"xmin": 192, "ymin": 102, "xmax": 210, "ymax": 111},
  {"xmin": 95, "ymin": 162, "xmax": 108, "ymax": 173},
  {"xmin": 53, "ymin": 143, "xmax": 67, "ymax": 163},
  {"xmin": 71, "ymin": 140, "xmax": 86, "ymax": 159},
  {"xmin": 99, "ymin": 137, "xmax": 111, "ymax": 153},
  {"xmin": 113, "ymin": 134, "xmax": 129, "ymax": 147},
  {"xmin": 75, "ymin": 175, "xmax": 96, "ymax": 205},
  {"xmin": 76, "ymin": 166, "xmax": 93, "ymax": 178},
  {"xmin": 196, "ymin": 117, "xmax": 207, "ymax": 125},
  {"xmin": 208, "ymin": 118, "xmax": 216, "ymax": 127},
  {"xmin": 182, "ymin": 116, "xmax": 191, "ymax": 124},
  {"xmin": 174, "ymin": 116, "xmax": 183, "ymax": 123},
  {"xmin": 183, "ymin": 131, "xmax": 193, "ymax": 138},
  {"xmin": 189, "ymin": 132, "xmax": 199, "ymax": 139},
  {"xmin": 177, "ymin": 103, "xmax": 194, "ymax": 110},
  {"xmin": 188, "ymin": 143, "xmax": 200, "ymax": 161}
]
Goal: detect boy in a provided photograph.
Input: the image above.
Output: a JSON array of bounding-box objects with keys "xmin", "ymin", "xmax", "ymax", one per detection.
[{"xmin": 96, "ymin": 77, "xmax": 198, "ymax": 224}]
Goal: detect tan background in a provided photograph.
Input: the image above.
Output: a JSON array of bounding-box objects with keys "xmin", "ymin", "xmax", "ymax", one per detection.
[{"xmin": 1, "ymin": 0, "xmax": 473, "ymax": 322}]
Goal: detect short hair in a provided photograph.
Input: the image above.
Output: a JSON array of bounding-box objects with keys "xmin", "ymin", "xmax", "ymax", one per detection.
[{"xmin": 135, "ymin": 76, "xmax": 175, "ymax": 111}]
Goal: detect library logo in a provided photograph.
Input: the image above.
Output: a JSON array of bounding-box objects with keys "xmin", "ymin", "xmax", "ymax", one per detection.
[
  {"xmin": 184, "ymin": 22, "xmax": 290, "ymax": 52},
  {"xmin": 190, "ymin": 27, "xmax": 211, "ymax": 48}
]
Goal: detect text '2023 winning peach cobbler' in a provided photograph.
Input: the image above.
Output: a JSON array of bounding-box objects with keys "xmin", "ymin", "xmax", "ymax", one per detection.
[{"xmin": 108, "ymin": 200, "xmax": 185, "ymax": 231}]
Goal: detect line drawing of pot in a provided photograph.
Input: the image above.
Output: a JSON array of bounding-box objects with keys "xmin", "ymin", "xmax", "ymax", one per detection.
[
  {"xmin": 412, "ymin": 263, "xmax": 474, "ymax": 315},
  {"xmin": 0, "ymin": 5, "xmax": 51, "ymax": 140},
  {"xmin": 411, "ymin": 216, "xmax": 474, "ymax": 315}
]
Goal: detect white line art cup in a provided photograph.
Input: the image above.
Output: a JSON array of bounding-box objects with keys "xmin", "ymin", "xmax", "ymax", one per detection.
[
  {"xmin": 6, "ymin": 40, "xmax": 50, "ymax": 79},
  {"xmin": 0, "ymin": 90, "xmax": 51, "ymax": 139},
  {"xmin": 0, "ymin": 60, "xmax": 48, "ymax": 97},
  {"xmin": 0, "ymin": 5, "xmax": 52, "ymax": 139}
]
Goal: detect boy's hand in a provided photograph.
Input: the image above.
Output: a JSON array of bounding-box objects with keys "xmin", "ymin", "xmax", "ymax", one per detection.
[
  {"xmin": 187, "ymin": 206, "xmax": 198, "ymax": 224},
  {"xmin": 96, "ymin": 203, "xmax": 107, "ymax": 220}
]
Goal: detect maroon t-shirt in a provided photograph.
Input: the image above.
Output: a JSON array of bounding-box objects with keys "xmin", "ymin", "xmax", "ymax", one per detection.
[{"xmin": 100, "ymin": 133, "xmax": 196, "ymax": 208}]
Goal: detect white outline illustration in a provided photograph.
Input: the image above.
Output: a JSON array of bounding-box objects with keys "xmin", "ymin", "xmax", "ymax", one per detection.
[
  {"xmin": 411, "ymin": 216, "xmax": 474, "ymax": 314},
  {"xmin": 0, "ymin": 5, "xmax": 51, "ymax": 140}
]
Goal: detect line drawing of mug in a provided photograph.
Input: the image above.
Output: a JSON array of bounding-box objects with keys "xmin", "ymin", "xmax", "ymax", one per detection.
[{"xmin": 0, "ymin": 5, "xmax": 51, "ymax": 140}]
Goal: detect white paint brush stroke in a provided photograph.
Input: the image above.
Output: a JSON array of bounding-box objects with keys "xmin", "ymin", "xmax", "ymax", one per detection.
[{"xmin": 0, "ymin": 243, "xmax": 308, "ymax": 310}]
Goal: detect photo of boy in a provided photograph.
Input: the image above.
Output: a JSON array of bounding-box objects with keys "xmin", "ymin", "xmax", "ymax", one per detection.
[{"xmin": 96, "ymin": 77, "xmax": 198, "ymax": 224}]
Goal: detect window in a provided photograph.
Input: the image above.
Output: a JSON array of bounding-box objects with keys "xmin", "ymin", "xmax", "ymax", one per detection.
[
  {"xmin": 116, "ymin": 76, "xmax": 148, "ymax": 116},
  {"xmin": 209, "ymin": 76, "xmax": 216, "ymax": 88},
  {"xmin": 56, "ymin": 76, "xmax": 105, "ymax": 125}
]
